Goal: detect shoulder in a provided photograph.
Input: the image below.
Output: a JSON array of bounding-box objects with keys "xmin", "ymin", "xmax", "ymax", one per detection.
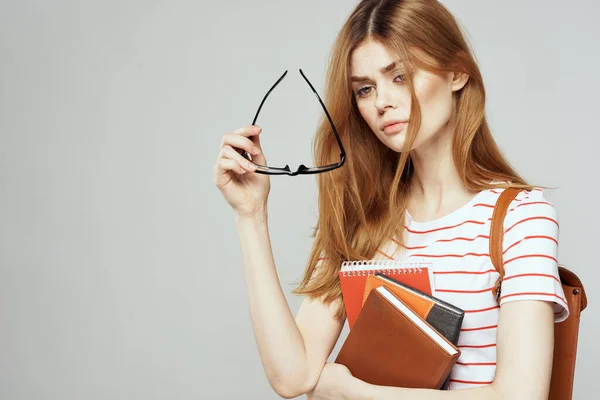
[
  {"xmin": 502, "ymin": 187, "xmax": 558, "ymax": 231},
  {"xmin": 494, "ymin": 187, "xmax": 568, "ymax": 321}
]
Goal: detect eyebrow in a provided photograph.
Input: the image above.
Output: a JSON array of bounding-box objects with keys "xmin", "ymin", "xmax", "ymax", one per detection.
[{"xmin": 350, "ymin": 59, "xmax": 404, "ymax": 83}]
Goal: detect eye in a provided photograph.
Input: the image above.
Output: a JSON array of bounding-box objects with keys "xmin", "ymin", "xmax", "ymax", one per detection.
[
  {"xmin": 355, "ymin": 74, "xmax": 406, "ymax": 98},
  {"xmin": 394, "ymin": 74, "xmax": 406, "ymax": 84},
  {"xmin": 356, "ymin": 86, "xmax": 372, "ymax": 97}
]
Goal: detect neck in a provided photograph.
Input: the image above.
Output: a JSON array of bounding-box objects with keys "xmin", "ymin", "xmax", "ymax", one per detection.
[{"xmin": 406, "ymin": 122, "xmax": 474, "ymax": 219}]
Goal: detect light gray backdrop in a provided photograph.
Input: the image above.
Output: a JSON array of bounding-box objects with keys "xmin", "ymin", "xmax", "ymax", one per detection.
[{"xmin": 0, "ymin": 0, "xmax": 597, "ymax": 399}]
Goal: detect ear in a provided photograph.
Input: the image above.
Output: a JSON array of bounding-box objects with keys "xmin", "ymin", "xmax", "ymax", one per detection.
[{"xmin": 451, "ymin": 71, "xmax": 469, "ymax": 92}]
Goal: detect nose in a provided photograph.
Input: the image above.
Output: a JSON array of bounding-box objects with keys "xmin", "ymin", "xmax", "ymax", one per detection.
[{"xmin": 374, "ymin": 86, "xmax": 398, "ymax": 113}]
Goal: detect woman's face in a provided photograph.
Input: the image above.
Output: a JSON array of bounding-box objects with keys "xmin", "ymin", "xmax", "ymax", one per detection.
[{"xmin": 349, "ymin": 39, "xmax": 467, "ymax": 153}]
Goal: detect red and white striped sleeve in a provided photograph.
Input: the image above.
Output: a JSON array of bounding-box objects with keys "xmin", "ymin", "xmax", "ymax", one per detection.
[{"xmin": 499, "ymin": 188, "xmax": 569, "ymax": 322}]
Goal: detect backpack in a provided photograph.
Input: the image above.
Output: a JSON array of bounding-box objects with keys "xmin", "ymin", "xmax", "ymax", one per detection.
[{"xmin": 490, "ymin": 187, "xmax": 587, "ymax": 400}]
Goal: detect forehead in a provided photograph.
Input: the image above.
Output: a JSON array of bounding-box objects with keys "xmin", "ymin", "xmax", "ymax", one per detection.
[{"xmin": 350, "ymin": 40, "xmax": 403, "ymax": 74}]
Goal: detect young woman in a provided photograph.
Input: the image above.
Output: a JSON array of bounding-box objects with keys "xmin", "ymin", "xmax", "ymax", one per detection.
[{"xmin": 213, "ymin": 0, "xmax": 568, "ymax": 398}]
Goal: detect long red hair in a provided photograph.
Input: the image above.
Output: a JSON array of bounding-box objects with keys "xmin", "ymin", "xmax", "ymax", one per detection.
[{"xmin": 293, "ymin": 0, "xmax": 540, "ymax": 319}]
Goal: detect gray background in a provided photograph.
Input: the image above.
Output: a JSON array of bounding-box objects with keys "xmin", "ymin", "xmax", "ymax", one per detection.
[{"xmin": 0, "ymin": 0, "xmax": 598, "ymax": 399}]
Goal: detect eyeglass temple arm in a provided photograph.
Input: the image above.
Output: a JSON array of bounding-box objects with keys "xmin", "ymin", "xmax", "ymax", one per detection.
[
  {"xmin": 251, "ymin": 70, "xmax": 289, "ymax": 126},
  {"xmin": 298, "ymin": 69, "xmax": 346, "ymax": 161}
]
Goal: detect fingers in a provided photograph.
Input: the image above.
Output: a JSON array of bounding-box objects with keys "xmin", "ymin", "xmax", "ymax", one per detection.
[
  {"xmin": 220, "ymin": 145, "xmax": 258, "ymax": 173},
  {"xmin": 218, "ymin": 157, "xmax": 251, "ymax": 176},
  {"xmin": 233, "ymin": 125, "xmax": 263, "ymax": 138},
  {"xmin": 221, "ymin": 131, "xmax": 261, "ymax": 156},
  {"xmin": 247, "ymin": 132, "xmax": 267, "ymax": 165},
  {"xmin": 220, "ymin": 125, "xmax": 267, "ymax": 165},
  {"xmin": 215, "ymin": 125, "xmax": 266, "ymax": 186},
  {"xmin": 214, "ymin": 146, "xmax": 257, "ymax": 188}
]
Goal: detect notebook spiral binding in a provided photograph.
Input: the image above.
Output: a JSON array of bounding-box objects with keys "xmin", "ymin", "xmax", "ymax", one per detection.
[{"xmin": 339, "ymin": 258, "xmax": 428, "ymax": 277}]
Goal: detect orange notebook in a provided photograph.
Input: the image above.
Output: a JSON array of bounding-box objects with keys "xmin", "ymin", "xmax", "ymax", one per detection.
[{"xmin": 338, "ymin": 259, "xmax": 434, "ymax": 329}]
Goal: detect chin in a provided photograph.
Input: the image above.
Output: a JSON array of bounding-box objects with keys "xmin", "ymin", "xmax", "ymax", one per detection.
[{"xmin": 381, "ymin": 132, "xmax": 408, "ymax": 153}]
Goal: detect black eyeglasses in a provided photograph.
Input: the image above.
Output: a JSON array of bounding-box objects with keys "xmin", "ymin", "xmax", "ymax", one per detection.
[{"xmin": 241, "ymin": 69, "xmax": 346, "ymax": 176}]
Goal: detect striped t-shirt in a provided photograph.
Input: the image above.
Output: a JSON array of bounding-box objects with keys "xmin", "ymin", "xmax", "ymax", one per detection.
[{"xmin": 374, "ymin": 186, "xmax": 569, "ymax": 389}]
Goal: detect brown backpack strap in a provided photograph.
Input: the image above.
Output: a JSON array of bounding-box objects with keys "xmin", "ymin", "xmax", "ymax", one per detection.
[{"xmin": 490, "ymin": 187, "xmax": 521, "ymax": 300}]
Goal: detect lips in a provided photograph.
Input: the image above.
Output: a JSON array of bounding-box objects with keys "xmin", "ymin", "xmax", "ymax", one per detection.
[
  {"xmin": 382, "ymin": 120, "xmax": 408, "ymax": 135},
  {"xmin": 381, "ymin": 120, "xmax": 408, "ymax": 131}
]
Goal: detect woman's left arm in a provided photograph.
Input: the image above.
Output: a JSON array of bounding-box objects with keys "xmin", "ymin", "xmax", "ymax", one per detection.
[{"xmin": 337, "ymin": 298, "xmax": 554, "ymax": 400}]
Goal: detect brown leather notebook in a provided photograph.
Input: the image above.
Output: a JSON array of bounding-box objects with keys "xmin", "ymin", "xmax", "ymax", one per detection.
[
  {"xmin": 362, "ymin": 273, "xmax": 464, "ymax": 390},
  {"xmin": 335, "ymin": 286, "xmax": 460, "ymax": 389}
]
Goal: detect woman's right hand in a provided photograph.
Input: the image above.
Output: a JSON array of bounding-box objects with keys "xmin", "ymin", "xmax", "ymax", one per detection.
[{"xmin": 213, "ymin": 125, "xmax": 271, "ymax": 219}]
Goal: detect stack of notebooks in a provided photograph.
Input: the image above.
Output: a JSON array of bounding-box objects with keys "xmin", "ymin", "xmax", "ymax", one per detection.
[{"xmin": 335, "ymin": 259, "xmax": 465, "ymax": 390}]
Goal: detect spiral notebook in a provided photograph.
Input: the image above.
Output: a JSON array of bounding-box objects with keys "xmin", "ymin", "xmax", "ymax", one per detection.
[{"xmin": 338, "ymin": 258, "xmax": 435, "ymax": 329}]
